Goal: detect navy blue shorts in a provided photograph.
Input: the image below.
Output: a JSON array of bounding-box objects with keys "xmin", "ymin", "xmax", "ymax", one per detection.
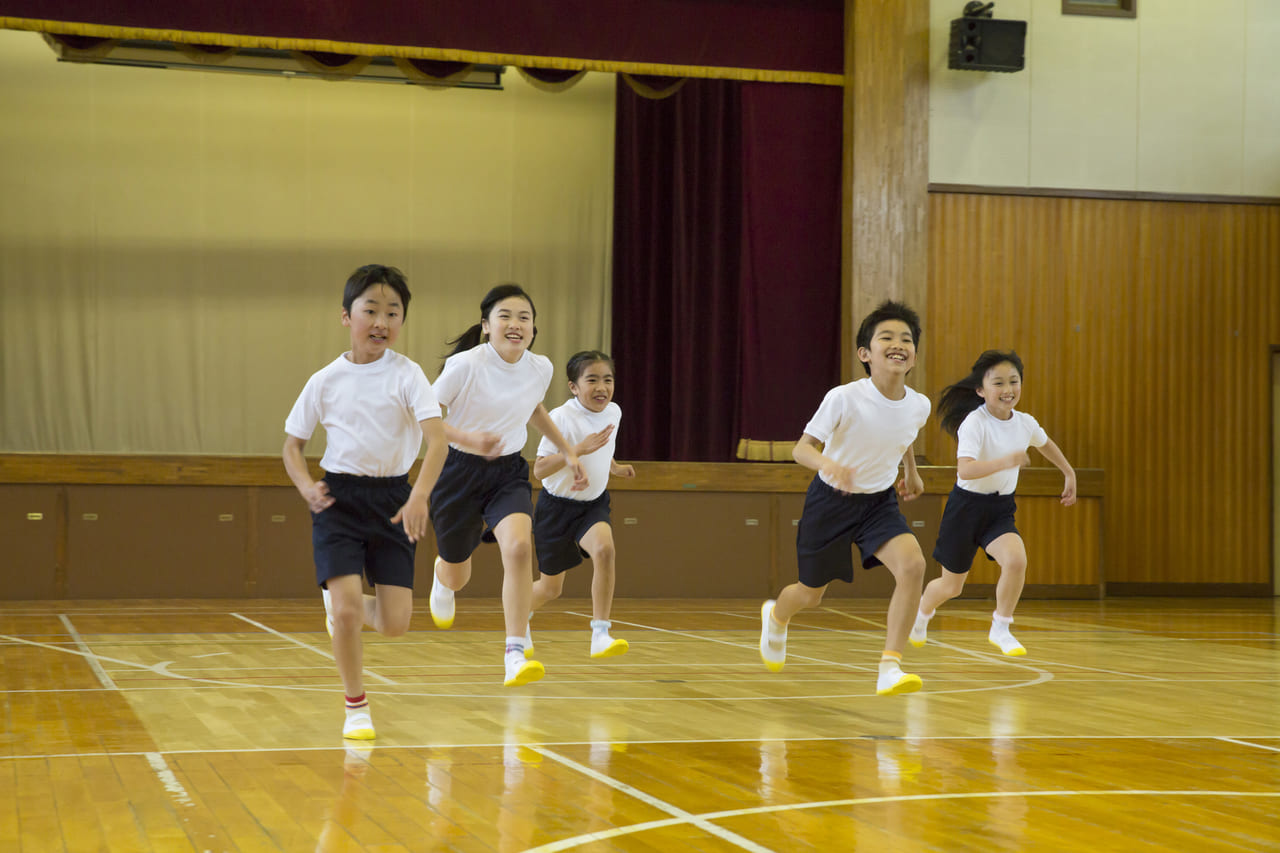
[
  {"xmin": 932, "ymin": 485, "xmax": 1020, "ymax": 573},
  {"xmin": 429, "ymin": 447, "xmax": 533, "ymax": 563},
  {"xmin": 795, "ymin": 478, "xmax": 913, "ymax": 587},
  {"xmin": 533, "ymin": 490, "xmax": 612, "ymax": 575},
  {"xmin": 311, "ymin": 472, "xmax": 415, "ymax": 589}
]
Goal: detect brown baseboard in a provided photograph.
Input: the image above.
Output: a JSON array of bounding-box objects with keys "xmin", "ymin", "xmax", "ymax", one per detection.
[
  {"xmin": 958, "ymin": 584, "xmax": 1101, "ymax": 600},
  {"xmin": 1105, "ymin": 583, "xmax": 1273, "ymax": 597}
]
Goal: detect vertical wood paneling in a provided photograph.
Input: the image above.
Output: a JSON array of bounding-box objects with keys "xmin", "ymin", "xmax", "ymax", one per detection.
[
  {"xmin": 929, "ymin": 194, "xmax": 1279, "ymax": 585},
  {"xmin": 963, "ymin": 497, "xmax": 1100, "ymax": 586}
]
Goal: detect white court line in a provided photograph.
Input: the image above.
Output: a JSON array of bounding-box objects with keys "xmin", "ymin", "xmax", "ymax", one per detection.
[
  {"xmin": 192, "ymin": 652, "xmax": 229, "ymax": 659},
  {"xmin": 568, "ymin": 611, "xmax": 863, "ymax": 670},
  {"xmin": 1217, "ymin": 737, "xmax": 1280, "ymax": 753},
  {"xmin": 58, "ymin": 614, "xmax": 117, "ymax": 690},
  {"xmin": 231, "ymin": 612, "xmax": 396, "ymax": 685},
  {"xmin": 522, "ymin": 789, "xmax": 1280, "ymax": 853},
  {"xmin": 531, "ymin": 746, "xmax": 777, "ymax": 853},
  {"xmin": 144, "ymin": 752, "xmax": 194, "ymax": 807}
]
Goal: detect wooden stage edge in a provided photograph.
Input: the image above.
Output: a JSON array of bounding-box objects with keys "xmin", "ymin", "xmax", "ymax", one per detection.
[{"xmin": 0, "ymin": 453, "xmax": 1103, "ymax": 498}]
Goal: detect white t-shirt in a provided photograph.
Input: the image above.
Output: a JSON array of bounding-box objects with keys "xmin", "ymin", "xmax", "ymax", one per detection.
[
  {"xmin": 802, "ymin": 378, "xmax": 931, "ymax": 493},
  {"xmin": 433, "ymin": 343, "xmax": 554, "ymax": 456},
  {"xmin": 537, "ymin": 397, "xmax": 621, "ymax": 500},
  {"xmin": 955, "ymin": 405, "xmax": 1048, "ymax": 495},
  {"xmin": 284, "ymin": 349, "xmax": 441, "ymax": 477}
]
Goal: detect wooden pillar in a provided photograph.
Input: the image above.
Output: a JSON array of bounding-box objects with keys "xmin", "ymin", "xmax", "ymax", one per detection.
[{"xmin": 842, "ymin": 0, "xmax": 931, "ymax": 387}]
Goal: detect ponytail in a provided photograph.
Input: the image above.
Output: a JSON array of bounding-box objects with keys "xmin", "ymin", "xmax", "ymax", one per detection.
[
  {"xmin": 444, "ymin": 323, "xmax": 485, "ymax": 360},
  {"xmin": 937, "ymin": 350, "xmax": 1024, "ymax": 438}
]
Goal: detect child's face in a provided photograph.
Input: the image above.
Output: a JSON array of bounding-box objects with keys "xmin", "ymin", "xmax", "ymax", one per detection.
[
  {"xmin": 570, "ymin": 361, "xmax": 615, "ymax": 413},
  {"xmin": 857, "ymin": 319, "xmax": 916, "ymax": 378},
  {"xmin": 341, "ymin": 283, "xmax": 403, "ymax": 363},
  {"xmin": 482, "ymin": 296, "xmax": 534, "ymax": 363},
  {"xmin": 976, "ymin": 361, "xmax": 1022, "ymax": 418}
]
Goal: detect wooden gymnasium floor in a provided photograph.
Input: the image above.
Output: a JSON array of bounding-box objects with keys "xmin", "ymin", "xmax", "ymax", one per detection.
[{"xmin": 1, "ymin": 598, "xmax": 1278, "ymax": 852}]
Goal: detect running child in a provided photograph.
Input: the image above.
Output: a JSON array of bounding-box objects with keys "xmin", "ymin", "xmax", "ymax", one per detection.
[
  {"xmin": 427, "ymin": 283, "xmax": 588, "ymax": 687},
  {"xmin": 283, "ymin": 263, "xmax": 448, "ymax": 740},
  {"xmin": 909, "ymin": 350, "xmax": 1076, "ymax": 655},
  {"xmin": 759, "ymin": 300, "xmax": 930, "ymax": 696},
  {"xmin": 526, "ymin": 350, "xmax": 635, "ymax": 659}
]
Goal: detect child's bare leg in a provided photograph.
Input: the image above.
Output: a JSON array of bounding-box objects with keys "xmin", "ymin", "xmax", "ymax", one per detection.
[
  {"xmin": 492, "ymin": 513, "xmax": 535, "ymax": 639},
  {"xmin": 985, "ymin": 533, "xmax": 1028, "ymax": 655},
  {"xmin": 530, "ymin": 571, "xmax": 566, "ymax": 614},
  {"xmin": 911, "ymin": 566, "xmax": 966, "ymax": 646},
  {"xmin": 580, "ymin": 522, "xmax": 616, "ymax": 621},
  {"xmin": 876, "ymin": 533, "xmax": 926, "ymax": 654},
  {"xmin": 370, "ymin": 584, "xmax": 413, "ymax": 637},
  {"xmin": 327, "ymin": 574, "xmax": 367, "ymax": 698},
  {"xmin": 985, "ymin": 533, "xmax": 1027, "ymax": 619},
  {"xmin": 434, "ymin": 557, "xmax": 472, "ymax": 592},
  {"xmin": 771, "ymin": 581, "xmax": 828, "ymax": 626}
]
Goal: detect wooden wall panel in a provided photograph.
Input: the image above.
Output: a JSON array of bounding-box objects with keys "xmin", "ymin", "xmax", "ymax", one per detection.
[
  {"xmin": 929, "ymin": 192, "xmax": 1279, "ymax": 586},
  {"xmin": 0, "ymin": 485, "xmax": 61, "ymax": 599},
  {"xmin": 961, "ymin": 497, "xmax": 1101, "ymax": 588}
]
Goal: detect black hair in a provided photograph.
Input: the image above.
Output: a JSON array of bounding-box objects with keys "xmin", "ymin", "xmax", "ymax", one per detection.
[
  {"xmin": 565, "ymin": 350, "xmax": 614, "ymax": 384},
  {"xmin": 937, "ymin": 349, "xmax": 1025, "ymax": 438},
  {"xmin": 855, "ymin": 300, "xmax": 922, "ymax": 375},
  {"xmin": 342, "ymin": 264, "xmax": 410, "ymax": 317},
  {"xmin": 444, "ymin": 283, "xmax": 538, "ymax": 360}
]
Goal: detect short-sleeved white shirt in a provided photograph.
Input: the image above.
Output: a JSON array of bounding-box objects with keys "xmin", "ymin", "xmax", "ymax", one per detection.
[
  {"xmin": 433, "ymin": 343, "xmax": 554, "ymax": 456},
  {"xmin": 955, "ymin": 405, "xmax": 1048, "ymax": 495},
  {"xmin": 803, "ymin": 378, "xmax": 931, "ymax": 493},
  {"xmin": 284, "ymin": 349, "xmax": 441, "ymax": 477},
  {"xmin": 536, "ymin": 397, "xmax": 621, "ymax": 500}
]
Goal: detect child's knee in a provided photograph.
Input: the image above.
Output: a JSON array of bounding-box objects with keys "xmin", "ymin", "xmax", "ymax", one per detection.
[
  {"xmin": 539, "ymin": 574, "xmax": 565, "ymax": 599},
  {"xmin": 588, "ymin": 539, "xmax": 616, "ymax": 565},
  {"xmin": 797, "ymin": 583, "xmax": 826, "ymax": 607},
  {"xmin": 381, "ymin": 616, "xmax": 410, "ymax": 638},
  {"xmin": 999, "ymin": 555, "xmax": 1027, "ymax": 576},
  {"xmin": 892, "ymin": 553, "xmax": 926, "ymax": 585},
  {"xmin": 501, "ymin": 537, "xmax": 533, "ymax": 567}
]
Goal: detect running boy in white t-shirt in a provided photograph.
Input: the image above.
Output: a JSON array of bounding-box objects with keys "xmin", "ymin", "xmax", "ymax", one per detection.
[
  {"xmin": 526, "ymin": 350, "xmax": 636, "ymax": 659},
  {"xmin": 283, "ymin": 264, "xmax": 448, "ymax": 741},
  {"xmin": 910, "ymin": 350, "xmax": 1076, "ymax": 655},
  {"xmin": 759, "ymin": 300, "xmax": 931, "ymax": 696}
]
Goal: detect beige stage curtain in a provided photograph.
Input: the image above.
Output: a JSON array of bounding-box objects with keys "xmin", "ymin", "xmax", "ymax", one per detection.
[{"xmin": 0, "ymin": 29, "xmax": 615, "ymax": 457}]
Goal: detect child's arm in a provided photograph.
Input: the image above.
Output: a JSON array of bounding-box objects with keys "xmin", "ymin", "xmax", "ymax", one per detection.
[
  {"xmin": 793, "ymin": 434, "xmax": 857, "ymax": 494},
  {"xmin": 955, "ymin": 452, "xmax": 1031, "ymax": 482},
  {"xmin": 896, "ymin": 444, "xmax": 924, "ymax": 501},
  {"xmin": 529, "ymin": 404, "xmax": 588, "ymax": 490},
  {"xmin": 442, "ymin": 422, "xmax": 502, "ymax": 458},
  {"xmin": 533, "ymin": 424, "xmax": 614, "ymax": 480},
  {"xmin": 282, "ymin": 435, "xmax": 335, "ymax": 513},
  {"xmin": 390, "ymin": 417, "xmax": 448, "ymax": 542},
  {"xmin": 1035, "ymin": 438, "xmax": 1077, "ymax": 506}
]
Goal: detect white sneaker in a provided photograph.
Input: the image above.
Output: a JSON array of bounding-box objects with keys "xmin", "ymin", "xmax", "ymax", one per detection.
[
  {"xmin": 989, "ymin": 627, "xmax": 1026, "ymax": 656},
  {"xmin": 429, "ymin": 564, "xmax": 454, "ymax": 629},
  {"xmin": 759, "ymin": 600, "xmax": 786, "ymax": 672},
  {"xmin": 876, "ymin": 663, "xmax": 922, "ymax": 696},
  {"xmin": 524, "ymin": 621, "xmax": 534, "ymax": 659},
  {"xmin": 504, "ymin": 651, "xmax": 545, "ymax": 687},
  {"xmin": 590, "ymin": 633, "xmax": 629, "ymax": 658},
  {"xmin": 322, "ymin": 588, "xmax": 334, "ymax": 638},
  {"xmin": 908, "ymin": 611, "xmax": 931, "ymax": 648},
  {"xmin": 343, "ymin": 707, "xmax": 376, "ymax": 740}
]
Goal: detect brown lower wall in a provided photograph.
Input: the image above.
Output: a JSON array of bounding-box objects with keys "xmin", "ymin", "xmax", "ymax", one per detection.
[{"xmin": 0, "ymin": 472, "xmax": 1109, "ymax": 600}]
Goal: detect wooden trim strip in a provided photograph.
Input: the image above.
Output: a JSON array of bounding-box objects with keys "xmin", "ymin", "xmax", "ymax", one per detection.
[
  {"xmin": 0, "ymin": 454, "xmax": 1104, "ymax": 497},
  {"xmin": 1105, "ymin": 582, "xmax": 1273, "ymax": 597},
  {"xmin": 928, "ymin": 183, "xmax": 1280, "ymax": 207}
]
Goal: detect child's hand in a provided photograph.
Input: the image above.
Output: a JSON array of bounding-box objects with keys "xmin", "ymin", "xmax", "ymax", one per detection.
[
  {"xmin": 390, "ymin": 496, "xmax": 430, "ymax": 543},
  {"xmin": 566, "ymin": 456, "xmax": 590, "ymax": 491},
  {"xmin": 821, "ymin": 461, "xmax": 857, "ymax": 495},
  {"xmin": 612, "ymin": 463, "xmax": 636, "ymax": 479},
  {"xmin": 1061, "ymin": 473, "xmax": 1077, "ymax": 507},
  {"xmin": 575, "ymin": 425, "xmax": 615, "ymax": 458},
  {"xmin": 896, "ymin": 470, "xmax": 924, "ymax": 501},
  {"xmin": 469, "ymin": 431, "xmax": 503, "ymax": 459},
  {"xmin": 1009, "ymin": 451, "xmax": 1032, "ymax": 469},
  {"xmin": 302, "ymin": 480, "xmax": 335, "ymax": 513}
]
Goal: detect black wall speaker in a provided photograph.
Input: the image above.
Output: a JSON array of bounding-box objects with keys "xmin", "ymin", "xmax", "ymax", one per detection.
[{"xmin": 948, "ymin": 18, "xmax": 1026, "ymax": 72}]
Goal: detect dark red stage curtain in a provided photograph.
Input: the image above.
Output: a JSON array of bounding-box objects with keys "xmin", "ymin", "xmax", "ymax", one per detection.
[
  {"xmin": 611, "ymin": 78, "xmax": 840, "ymax": 462},
  {"xmin": 4, "ymin": 1, "xmax": 843, "ymax": 76}
]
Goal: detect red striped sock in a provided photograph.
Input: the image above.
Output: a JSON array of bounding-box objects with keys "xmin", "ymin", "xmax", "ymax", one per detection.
[{"xmin": 345, "ymin": 693, "xmax": 368, "ymax": 710}]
